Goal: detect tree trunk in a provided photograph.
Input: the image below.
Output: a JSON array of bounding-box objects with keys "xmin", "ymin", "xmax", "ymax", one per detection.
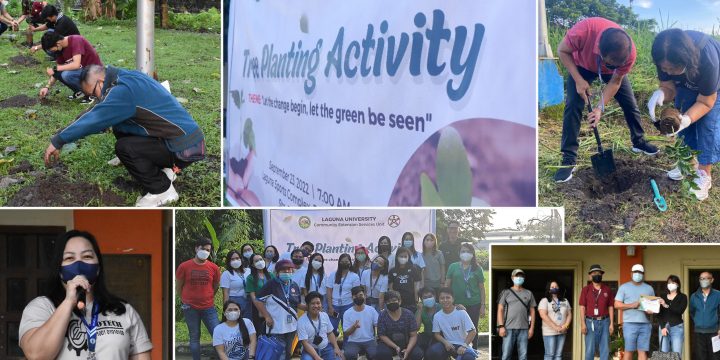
[
  {"xmin": 82, "ymin": 0, "xmax": 101, "ymax": 21},
  {"xmin": 161, "ymin": 1, "xmax": 169, "ymax": 29},
  {"xmin": 103, "ymin": 0, "xmax": 117, "ymax": 19}
]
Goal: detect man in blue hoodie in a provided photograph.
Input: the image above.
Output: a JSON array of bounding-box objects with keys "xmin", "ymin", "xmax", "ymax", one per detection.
[
  {"xmin": 690, "ymin": 271, "xmax": 720, "ymax": 360},
  {"xmin": 44, "ymin": 65, "xmax": 205, "ymax": 207}
]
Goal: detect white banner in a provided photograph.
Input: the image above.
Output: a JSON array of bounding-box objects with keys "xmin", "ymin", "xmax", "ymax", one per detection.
[
  {"xmin": 265, "ymin": 209, "xmax": 434, "ymax": 274},
  {"xmin": 226, "ymin": 1, "xmax": 536, "ymax": 207}
]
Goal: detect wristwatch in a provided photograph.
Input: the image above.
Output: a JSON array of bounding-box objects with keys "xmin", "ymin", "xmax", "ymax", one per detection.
[
  {"xmin": 52, "ymin": 65, "xmax": 57, "ymax": 73},
  {"xmin": 496, "ymin": 324, "xmax": 505, "ymax": 329}
]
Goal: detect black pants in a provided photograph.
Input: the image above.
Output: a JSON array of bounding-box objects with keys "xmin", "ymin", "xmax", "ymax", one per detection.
[
  {"xmin": 466, "ymin": 303, "xmax": 482, "ymax": 347},
  {"xmin": 560, "ymin": 66, "xmax": 645, "ymax": 163},
  {"xmin": 114, "ymin": 134, "xmax": 190, "ymax": 194},
  {"xmin": 694, "ymin": 332, "xmax": 720, "ymax": 360}
]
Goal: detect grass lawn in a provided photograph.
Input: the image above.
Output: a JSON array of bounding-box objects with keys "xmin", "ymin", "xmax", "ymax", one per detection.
[
  {"xmin": 0, "ymin": 19, "xmax": 220, "ymax": 206},
  {"xmin": 539, "ymin": 26, "xmax": 720, "ymax": 241}
]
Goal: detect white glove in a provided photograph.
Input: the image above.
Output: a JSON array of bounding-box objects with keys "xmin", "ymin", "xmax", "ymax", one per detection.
[
  {"xmin": 648, "ymin": 89, "xmax": 665, "ymax": 122},
  {"xmin": 668, "ymin": 114, "xmax": 692, "ymax": 137}
]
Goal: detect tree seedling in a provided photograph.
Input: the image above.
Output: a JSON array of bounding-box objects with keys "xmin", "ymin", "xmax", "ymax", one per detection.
[{"xmin": 665, "ymin": 136, "xmax": 700, "ymax": 197}]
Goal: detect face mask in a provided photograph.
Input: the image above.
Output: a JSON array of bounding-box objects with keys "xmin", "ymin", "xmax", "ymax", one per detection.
[
  {"xmin": 279, "ymin": 273, "xmax": 293, "ymax": 282},
  {"xmin": 254, "ymin": 260, "xmax": 266, "ymax": 270},
  {"xmin": 265, "ymin": 251, "xmax": 274, "ymax": 259},
  {"xmin": 379, "ymin": 244, "xmax": 391, "ymax": 253},
  {"xmin": 311, "ymin": 260, "xmax": 323, "ymax": 270},
  {"xmin": 292, "ymin": 258, "xmax": 304, "ymax": 266},
  {"xmin": 339, "ymin": 261, "xmax": 350, "ymax": 269},
  {"xmin": 230, "ymin": 260, "xmax": 242, "ymax": 269},
  {"xmin": 356, "ymin": 254, "xmax": 366, "ymax": 262},
  {"xmin": 301, "ymin": 249, "xmax": 311, "ymax": 257},
  {"xmin": 513, "ymin": 277, "xmax": 524, "ymax": 286},
  {"xmin": 403, "ymin": 240, "xmax": 413, "ymax": 248},
  {"xmin": 61, "ymin": 261, "xmax": 99, "ymax": 283},
  {"xmin": 632, "ymin": 273, "xmax": 644, "ymax": 283},
  {"xmin": 386, "ymin": 302, "xmax": 400, "ymax": 311},
  {"xmin": 592, "ymin": 275, "xmax": 603, "ymax": 283},
  {"xmin": 397, "ymin": 257, "xmax": 408, "ymax": 265},
  {"xmin": 196, "ymin": 249, "xmax": 210, "ymax": 260},
  {"xmin": 353, "ymin": 297, "xmax": 365, "ymax": 306},
  {"xmin": 459, "ymin": 252, "xmax": 473, "ymax": 262},
  {"xmin": 667, "ymin": 283, "xmax": 678, "ymax": 292},
  {"xmin": 422, "ymin": 297, "xmax": 436, "ymax": 308},
  {"xmin": 243, "ymin": 251, "xmax": 253, "ymax": 259},
  {"xmin": 225, "ymin": 311, "xmax": 240, "ymax": 321},
  {"xmin": 701, "ymin": 280, "xmax": 711, "ymax": 288},
  {"xmin": 371, "ymin": 263, "xmax": 381, "ymax": 271},
  {"xmin": 549, "ymin": 288, "xmax": 559, "ymax": 294}
]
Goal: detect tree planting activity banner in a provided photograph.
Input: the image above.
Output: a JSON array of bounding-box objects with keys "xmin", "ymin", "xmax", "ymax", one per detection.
[
  {"xmin": 225, "ymin": 1, "xmax": 536, "ymax": 207},
  {"xmin": 264, "ymin": 208, "xmax": 435, "ymax": 274}
]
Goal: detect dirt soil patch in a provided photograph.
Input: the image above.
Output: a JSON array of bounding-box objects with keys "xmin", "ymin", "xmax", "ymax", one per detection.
[
  {"xmin": 8, "ymin": 174, "xmax": 126, "ymax": 206},
  {"xmin": 659, "ymin": 107, "xmax": 681, "ymax": 134},
  {"xmin": 8, "ymin": 160, "xmax": 34, "ymax": 174},
  {"xmin": 558, "ymin": 157, "xmax": 681, "ymax": 241},
  {"xmin": 0, "ymin": 95, "xmax": 38, "ymax": 108},
  {"xmin": 9, "ymin": 55, "xmax": 40, "ymax": 66}
]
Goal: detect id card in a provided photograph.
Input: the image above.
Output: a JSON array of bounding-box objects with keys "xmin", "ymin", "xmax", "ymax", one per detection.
[
  {"xmin": 594, "ymin": 308, "xmax": 599, "ymax": 316},
  {"xmin": 87, "ymin": 352, "xmax": 96, "ymax": 360},
  {"xmin": 287, "ymin": 315, "xmax": 294, "ymax": 324}
]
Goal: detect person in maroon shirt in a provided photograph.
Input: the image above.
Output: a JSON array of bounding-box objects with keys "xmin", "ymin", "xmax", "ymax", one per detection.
[
  {"xmin": 578, "ymin": 264, "xmax": 615, "ymax": 360},
  {"xmin": 17, "ymin": 0, "xmax": 46, "ymax": 47},
  {"xmin": 176, "ymin": 237, "xmax": 221, "ymax": 360},
  {"xmin": 39, "ymin": 32, "xmax": 103, "ymax": 104}
]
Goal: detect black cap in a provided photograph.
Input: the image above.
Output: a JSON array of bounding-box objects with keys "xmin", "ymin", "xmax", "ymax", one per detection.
[{"xmin": 588, "ymin": 264, "xmax": 605, "ymax": 274}]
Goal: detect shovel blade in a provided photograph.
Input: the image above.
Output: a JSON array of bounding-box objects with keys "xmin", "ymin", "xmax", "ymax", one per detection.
[{"xmin": 591, "ymin": 149, "xmax": 616, "ymax": 177}]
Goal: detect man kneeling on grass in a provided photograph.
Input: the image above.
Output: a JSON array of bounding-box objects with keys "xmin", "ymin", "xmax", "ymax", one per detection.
[
  {"xmin": 44, "ymin": 64, "xmax": 206, "ymax": 207},
  {"xmin": 39, "ymin": 31, "xmax": 101, "ymax": 104}
]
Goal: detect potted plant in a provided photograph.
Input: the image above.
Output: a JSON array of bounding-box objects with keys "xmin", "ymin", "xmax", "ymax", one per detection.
[{"xmin": 610, "ymin": 324, "xmax": 625, "ymax": 360}]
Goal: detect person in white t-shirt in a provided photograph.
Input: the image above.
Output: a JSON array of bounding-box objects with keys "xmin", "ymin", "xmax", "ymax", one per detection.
[
  {"xmin": 426, "ymin": 287, "xmax": 478, "ymax": 360},
  {"xmin": 326, "ymin": 253, "xmax": 361, "ymax": 321},
  {"xmin": 343, "ymin": 285, "xmax": 379, "ymax": 360},
  {"xmin": 221, "ymin": 249, "xmax": 253, "ymax": 319},
  {"xmin": 213, "ymin": 299, "xmax": 257, "ymax": 360},
  {"xmin": 301, "ymin": 253, "xmax": 328, "ymax": 311},
  {"xmin": 362, "ymin": 254, "xmax": 389, "ymax": 312},
  {"xmin": 19, "ymin": 230, "xmax": 152, "ymax": 360},
  {"xmin": 297, "ymin": 291, "xmax": 343, "ymax": 360},
  {"xmin": 537, "ymin": 281, "xmax": 572, "ymax": 360}
]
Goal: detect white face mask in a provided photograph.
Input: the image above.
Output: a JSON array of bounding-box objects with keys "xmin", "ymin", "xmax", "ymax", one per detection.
[
  {"xmin": 667, "ymin": 283, "xmax": 678, "ymax": 292},
  {"xmin": 254, "ymin": 260, "xmax": 266, "ymax": 270},
  {"xmin": 230, "ymin": 260, "xmax": 242, "ymax": 269},
  {"xmin": 196, "ymin": 249, "xmax": 210, "ymax": 260},
  {"xmin": 397, "ymin": 257, "xmax": 408, "ymax": 265},
  {"xmin": 311, "ymin": 260, "xmax": 323, "ymax": 270},
  {"xmin": 225, "ymin": 310, "xmax": 240, "ymax": 321},
  {"xmin": 459, "ymin": 252, "xmax": 473, "ymax": 262}
]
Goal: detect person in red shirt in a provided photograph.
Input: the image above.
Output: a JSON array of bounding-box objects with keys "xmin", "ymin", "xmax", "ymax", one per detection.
[
  {"xmin": 554, "ymin": 17, "xmax": 658, "ymax": 183},
  {"xmin": 578, "ymin": 264, "xmax": 615, "ymax": 360},
  {"xmin": 176, "ymin": 237, "xmax": 221, "ymax": 360},
  {"xmin": 39, "ymin": 32, "xmax": 103, "ymax": 104},
  {"xmin": 16, "ymin": 0, "xmax": 46, "ymax": 47}
]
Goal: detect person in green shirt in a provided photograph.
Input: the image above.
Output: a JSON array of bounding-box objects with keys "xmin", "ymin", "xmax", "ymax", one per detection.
[
  {"xmin": 246, "ymin": 253, "xmax": 275, "ymax": 337},
  {"xmin": 415, "ymin": 287, "xmax": 442, "ymax": 353},
  {"xmin": 444, "ymin": 242, "xmax": 486, "ymax": 348}
]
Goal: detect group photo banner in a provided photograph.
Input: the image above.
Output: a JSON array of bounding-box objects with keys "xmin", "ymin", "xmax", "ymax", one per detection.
[
  {"xmin": 264, "ymin": 208, "xmax": 434, "ymax": 274},
  {"xmin": 226, "ymin": 1, "xmax": 537, "ymax": 207}
]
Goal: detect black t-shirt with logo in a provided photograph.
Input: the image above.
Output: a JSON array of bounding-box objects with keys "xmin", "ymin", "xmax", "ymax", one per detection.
[{"xmin": 388, "ymin": 264, "xmax": 421, "ymax": 308}]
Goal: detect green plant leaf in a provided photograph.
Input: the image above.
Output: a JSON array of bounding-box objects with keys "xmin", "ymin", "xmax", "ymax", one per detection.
[
  {"xmin": 202, "ymin": 216, "xmax": 219, "ymax": 258},
  {"xmin": 435, "ymin": 127, "xmax": 472, "ymax": 206},
  {"xmin": 420, "ymin": 173, "xmax": 445, "ymax": 206}
]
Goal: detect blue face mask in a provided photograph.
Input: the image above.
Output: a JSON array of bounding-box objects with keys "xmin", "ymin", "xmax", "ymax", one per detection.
[
  {"xmin": 61, "ymin": 261, "xmax": 99, "ymax": 284},
  {"xmin": 422, "ymin": 297, "xmax": 436, "ymax": 308},
  {"xmin": 632, "ymin": 273, "xmax": 643, "ymax": 283},
  {"xmin": 513, "ymin": 277, "xmax": 525, "ymax": 286},
  {"xmin": 371, "ymin": 263, "xmax": 381, "ymax": 271},
  {"xmin": 279, "ymin": 273, "xmax": 293, "ymax": 283}
]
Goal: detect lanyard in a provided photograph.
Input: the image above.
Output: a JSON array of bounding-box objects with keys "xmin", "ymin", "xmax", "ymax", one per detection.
[
  {"xmin": 80, "ymin": 302, "xmax": 100, "ymax": 353},
  {"xmin": 371, "ymin": 274, "xmax": 380, "ymax": 297},
  {"xmin": 338, "ymin": 273, "xmax": 348, "ymax": 300},
  {"xmin": 281, "ymin": 282, "xmax": 291, "ymax": 304},
  {"xmin": 238, "ymin": 272, "xmax": 246, "ymax": 289},
  {"xmin": 462, "ymin": 265, "xmax": 473, "ymax": 285},
  {"xmin": 312, "ymin": 274, "xmax": 321, "ymax": 292},
  {"xmin": 258, "ymin": 273, "xmax": 266, "ymax": 289},
  {"xmin": 309, "ymin": 316, "xmax": 321, "ymax": 338}
]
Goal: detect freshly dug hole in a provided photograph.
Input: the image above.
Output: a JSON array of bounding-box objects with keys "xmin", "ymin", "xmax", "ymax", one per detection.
[
  {"xmin": 9, "ymin": 55, "xmax": 40, "ymax": 66},
  {"xmin": 659, "ymin": 107, "xmax": 681, "ymax": 134},
  {"xmin": 0, "ymin": 95, "xmax": 38, "ymax": 108}
]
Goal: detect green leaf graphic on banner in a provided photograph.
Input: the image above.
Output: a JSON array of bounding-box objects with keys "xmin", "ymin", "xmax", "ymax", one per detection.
[
  {"xmin": 243, "ymin": 118, "xmax": 255, "ymax": 152},
  {"xmin": 230, "ymin": 89, "xmax": 244, "ymax": 109},
  {"xmin": 436, "ymin": 127, "xmax": 472, "ymax": 206},
  {"xmin": 420, "ymin": 173, "xmax": 445, "ymax": 206}
]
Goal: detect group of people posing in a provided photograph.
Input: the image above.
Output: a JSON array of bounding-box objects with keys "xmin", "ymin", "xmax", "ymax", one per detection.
[
  {"xmin": 498, "ymin": 264, "xmax": 720, "ymax": 360},
  {"xmin": 554, "ymin": 17, "xmax": 720, "ymax": 201},
  {"xmin": 176, "ymin": 221, "xmax": 487, "ymax": 360}
]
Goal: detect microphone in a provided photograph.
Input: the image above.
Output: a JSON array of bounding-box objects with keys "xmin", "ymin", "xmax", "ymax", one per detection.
[{"xmin": 76, "ymin": 286, "xmax": 86, "ymax": 310}]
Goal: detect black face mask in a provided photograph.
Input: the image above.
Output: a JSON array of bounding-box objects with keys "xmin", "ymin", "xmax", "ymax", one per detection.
[
  {"xmin": 379, "ymin": 244, "xmax": 391, "ymax": 253},
  {"xmin": 292, "ymin": 258, "xmax": 304, "ymax": 266},
  {"xmin": 353, "ymin": 297, "xmax": 365, "ymax": 306},
  {"xmin": 386, "ymin": 302, "xmax": 400, "ymax": 312},
  {"xmin": 339, "ymin": 262, "xmax": 350, "ymax": 269},
  {"xmin": 592, "ymin": 275, "xmax": 603, "ymax": 283}
]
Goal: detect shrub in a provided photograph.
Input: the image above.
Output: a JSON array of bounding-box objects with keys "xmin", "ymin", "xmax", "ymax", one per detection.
[{"xmin": 168, "ymin": 7, "xmax": 220, "ymax": 33}]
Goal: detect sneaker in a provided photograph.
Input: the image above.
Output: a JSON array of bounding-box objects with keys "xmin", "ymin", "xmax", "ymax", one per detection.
[
  {"xmin": 554, "ymin": 161, "xmax": 576, "ymax": 183},
  {"xmin": 631, "ymin": 141, "xmax": 659, "ymax": 155},
  {"xmin": 107, "ymin": 156, "xmax": 122, "ymax": 166},
  {"xmin": 68, "ymin": 91, "xmax": 84, "ymax": 100},
  {"xmin": 135, "ymin": 184, "xmax": 179, "ymax": 207},
  {"xmin": 690, "ymin": 169, "xmax": 712, "ymax": 201},
  {"xmin": 80, "ymin": 96, "xmax": 96, "ymax": 105},
  {"xmin": 162, "ymin": 168, "xmax": 177, "ymax": 182},
  {"xmin": 667, "ymin": 166, "xmax": 683, "ymax": 181}
]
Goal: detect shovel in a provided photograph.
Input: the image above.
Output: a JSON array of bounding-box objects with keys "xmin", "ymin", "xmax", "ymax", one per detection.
[{"xmin": 588, "ymin": 102, "xmax": 616, "ymax": 177}]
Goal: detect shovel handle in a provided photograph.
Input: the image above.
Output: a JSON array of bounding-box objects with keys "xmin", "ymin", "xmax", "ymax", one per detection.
[{"xmin": 587, "ymin": 102, "xmax": 604, "ymax": 153}]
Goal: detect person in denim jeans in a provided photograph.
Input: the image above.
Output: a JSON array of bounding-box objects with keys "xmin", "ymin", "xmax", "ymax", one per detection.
[
  {"xmin": 614, "ymin": 264, "xmax": 654, "ymax": 360},
  {"xmin": 689, "ymin": 271, "xmax": 720, "ymax": 360},
  {"xmin": 176, "ymin": 238, "xmax": 222, "ymax": 360},
  {"xmin": 538, "ymin": 281, "xmax": 572, "ymax": 360},
  {"xmin": 579, "ymin": 264, "xmax": 615, "ymax": 360},
  {"xmin": 497, "ymin": 269, "xmax": 536, "ymax": 360},
  {"xmin": 658, "ymin": 275, "xmax": 687, "ymax": 356}
]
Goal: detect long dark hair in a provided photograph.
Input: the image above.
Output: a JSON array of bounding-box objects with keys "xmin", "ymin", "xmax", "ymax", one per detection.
[
  {"xmin": 372, "ymin": 254, "xmax": 389, "ymax": 275},
  {"xmin": 46, "ymin": 230, "xmax": 127, "ymax": 316},
  {"xmin": 394, "ymin": 247, "xmax": 414, "ymax": 269},
  {"xmin": 377, "ymin": 236, "xmax": 392, "ymax": 256},
  {"xmin": 335, "ymin": 253, "xmax": 352, "ymax": 284},
  {"xmin": 459, "ymin": 243, "xmax": 479, "ymax": 271},
  {"xmin": 221, "ymin": 299, "xmax": 250, "ymax": 345},
  {"xmin": 652, "ymin": 29, "xmax": 701, "ymax": 79},
  {"xmin": 305, "ymin": 253, "xmax": 324, "ymax": 291},
  {"xmin": 225, "ymin": 249, "xmax": 243, "ymax": 275},
  {"xmin": 667, "ymin": 275, "xmax": 682, "ymax": 294},
  {"xmin": 351, "ymin": 247, "xmax": 369, "ymax": 274},
  {"xmin": 544, "ymin": 281, "xmax": 566, "ymax": 303},
  {"xmin": 263, "ymin": 245, "xmax": 279, "ymax": 263},
  {"xmin": 422, "ymin": 233, "xmax": 438, "ymax": 253},
  {"xmin": 239, "ymin": 243, "xmax": 255, "ymax": 268},
  {"xmin": 249, "ymin": 254, "xmax": 270, "ymax": 286},
  {"xmin": 401, "ymin": 232, "xmax": 417, "ymax": 256}
]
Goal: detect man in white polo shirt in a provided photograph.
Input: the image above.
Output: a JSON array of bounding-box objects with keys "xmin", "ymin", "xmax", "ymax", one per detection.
[{"xmin": 343, "ymin": 285, "xmax": 379, "ymax": 360}]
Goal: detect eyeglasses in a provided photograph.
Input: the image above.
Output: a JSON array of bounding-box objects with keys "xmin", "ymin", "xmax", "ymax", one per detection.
[
  {"xmin": 700, "ymin": 278, "xmax": 712, "ymax": 281},
  {"xmin": 91, "ymin": 80, "xmax": 101, "ymax": 97}
]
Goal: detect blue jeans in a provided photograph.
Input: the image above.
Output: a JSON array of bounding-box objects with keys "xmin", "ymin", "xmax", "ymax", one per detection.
[
  {"xmin": 55, "ymin": 68, "xmax": 83, "ymax": 93},
  {"xmin": 676, "ymin": 87, "xmax": 720, "ymax": 164},
  {"xmin": 182, "ymin": 304, "xmax": 220, "ymax": 360},
  {"xmin": 271, "ymin": 332, "xmax": 296, "ymax": 360},
  {"xmin": 659, "ymin": 323, "xmax": 684, "ymax": 356},
  {"xmin": 343, "ymin": 340, "xmax": 378, "ymax": 360},
  {"xmin": 623, "ymin": 322, "xmax": 651, "ymax": 352},
  {"xmin": 584, "ymin": 317, "xmax": 610, "ymax": 360},
  {"xmin": 501, "ymin": 328, "xmax": 529, "ymax": 360},
  {"xmin": 426, "ymin": 342, "xmax": 477, "ymax": 360},
  {"xmin": 543, "ymin": 334, "xmax": 565, "ymax": 360},
  {"xmin": 301, "ymin": 345, "xmax": 337, "ymax": 360},
  {"xmin": 0, "ymin": 23, "xmax": 7, "ymax": 36},
  {"xmin": 229, "ymin": 295, "xmax": 252, "ymax": 319}
]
